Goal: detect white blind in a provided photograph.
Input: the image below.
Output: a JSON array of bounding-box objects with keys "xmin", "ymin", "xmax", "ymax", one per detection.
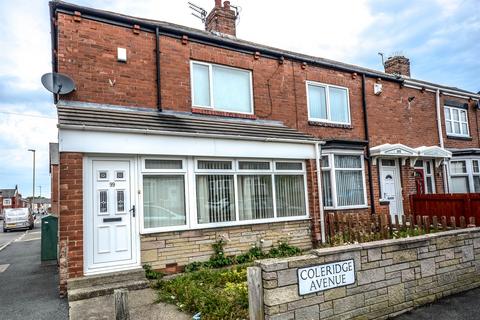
[
  {"xmin": 212, "ymin": 65, "xmax": 252, "ymax": 113},
  {"xmin": 335, "ymin": 171, "xmax": 364, "ymax": 206},
  {"xmin": 329, "ymin": 87, "xmax": 349, "ymax": 123},
  {"xmin": 145, "ymin": 159, "xmax": 183, "ymax": 170},
  {"xmin": 238, "ymin": 175, "xmax": 274, "ymax": 220},
  {"xmin": 192, "ymin": 63, "xmax": 210, "ymax": 106},
  {"xmin": 143, "ymin": 175, "xmax": 186, "ymax": 228},
  {"xmin": 275, "ymin": 175, "xmax": 306, "ymax": 217},
  {"xmin": 308, "ymin": 84, "xmax": 327, "ymax": 119},
  {"xmin": 239, "ymin": 161, "xmax": 270, "ymax": 170},
  {"xmin": 322, "ymin": 171, "xmax": 333, "ymax": 207},
  {"xmin": 198, "ymin": 160, "xmax": 232, "ymax": 170},
  {"xmin": 196, "ymin": 175, "xmax": 235, "ymax": 223}
]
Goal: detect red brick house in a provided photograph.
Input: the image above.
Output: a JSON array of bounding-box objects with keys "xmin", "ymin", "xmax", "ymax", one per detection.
[
  {"xmin": 0, "ymin": 186, "xmax": 23, "ymax": 212},
  {"xmin": 48, "ymin": 1, "xmax": 479, "ymax": 293}
]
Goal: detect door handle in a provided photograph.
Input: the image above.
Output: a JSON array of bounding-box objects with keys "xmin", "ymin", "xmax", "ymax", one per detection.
[{"xmin": 129, "ymin": 205, "xmax": 136, "ymax": 217}]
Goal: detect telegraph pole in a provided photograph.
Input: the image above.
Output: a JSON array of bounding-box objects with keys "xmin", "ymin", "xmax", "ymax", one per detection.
[{"xmin": 28, "ymin": 149, "xmax": 36, "ymax": 212}]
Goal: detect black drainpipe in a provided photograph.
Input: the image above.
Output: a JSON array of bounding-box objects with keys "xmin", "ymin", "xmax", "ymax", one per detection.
[
  {"xmin": 155, "ymin": 27, "xmax": 162, "ymax": 111},
  {"xmin": 362, "ymin": 74, "xmax": 375, "ymax": 214}
]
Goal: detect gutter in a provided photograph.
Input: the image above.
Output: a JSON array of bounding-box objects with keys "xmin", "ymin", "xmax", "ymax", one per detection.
[
  {"xmin": 436, "ymin": 89, "xmax": 449, "ymax": 193},
  {"xmin": 57, "ymin": 124, "xmax": 323, "ymax": 145},
  {"xmin": 404, "ymin": 80, "xmax": 480, "ymax": 100},
  {"xmin": 361, "ymin": 74, "xmax": 375, "ymax": 214},
  {"xmin": 50, "ymin": 2, "xmax": 404, "ymax": 83}
]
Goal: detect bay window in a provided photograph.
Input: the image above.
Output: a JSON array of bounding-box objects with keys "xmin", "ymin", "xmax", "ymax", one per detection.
[
  {"xmin": 307, "ymin": 81, "xmax": 350, "ymax": 125},
  {"xmin": 444, "ymin": 105, "xmax": 469, "ymax": 137},
  {"xmin": 141, "ymin": 158, "xmax": 309, "ymax": 233},
  {"xmin": 321, "ymin": 153, "xmax": 367, "ymax": 209},
  {"xmin": 449, "ymin": 159, "xmax": 480, "ymax": 193},
  {"xmin": 191, "ymin": 61, "xmax": 253, "ymax": 114}
]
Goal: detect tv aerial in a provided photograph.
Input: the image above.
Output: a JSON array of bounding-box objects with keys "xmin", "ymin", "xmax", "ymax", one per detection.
[
  {"xmin": 188, "ymin": 2, "xmax": 207, "ymax": 23},
  {"xmin": 41, "ymin": 72, "xmax": 76, "ymax": 96}
]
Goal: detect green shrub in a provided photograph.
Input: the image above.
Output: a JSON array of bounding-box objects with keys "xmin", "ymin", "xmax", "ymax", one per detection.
[
  {"xmin": 155, "ymin": 266, "xmax": 249, "ymax": 320},
  {"xmin": 143, "ymin": 264, "xmax": 163, "ymax": 280}
]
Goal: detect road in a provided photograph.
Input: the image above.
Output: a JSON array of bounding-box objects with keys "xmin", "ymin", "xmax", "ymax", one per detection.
[{"xmin": 0, "ymin": 219, "xmax": 68, "ymax": 320}]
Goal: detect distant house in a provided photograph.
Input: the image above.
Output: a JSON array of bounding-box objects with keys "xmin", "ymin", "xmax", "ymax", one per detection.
[{"xmin": 0, "ymin": 186, "xmax": 22, "ymax": 212}]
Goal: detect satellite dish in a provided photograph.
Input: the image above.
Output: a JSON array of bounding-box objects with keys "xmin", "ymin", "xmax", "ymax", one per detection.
[{"xmin": 41, "ymin": 72, "xmax": 76, "ymax": 95}]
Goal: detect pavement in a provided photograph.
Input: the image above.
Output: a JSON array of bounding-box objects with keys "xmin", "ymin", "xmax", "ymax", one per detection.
[
  {"xmin": 395, "ymin": 287, "xmax": 480, "ymax": 320},
  {"xmin": 0, "ymin": 219, "xmax": 68, "ymax": 320}
]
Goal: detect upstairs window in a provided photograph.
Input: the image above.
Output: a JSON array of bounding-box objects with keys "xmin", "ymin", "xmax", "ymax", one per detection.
[
  {"xmin": 191, "ymin": 61, "xmax": 253, "ymax": 114},
  {"xmin": 444, "ymin": 105, "xmax": 469, "ymax": 137},
  {"xmin": 307, "ymin": 81, "xmax": 350, "ymax": 125}
]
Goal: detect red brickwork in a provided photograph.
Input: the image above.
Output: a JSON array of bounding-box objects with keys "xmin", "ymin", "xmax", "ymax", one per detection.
[{"xmin": 59, "ymin": 153, "xmax": 83, "ymax": 285}]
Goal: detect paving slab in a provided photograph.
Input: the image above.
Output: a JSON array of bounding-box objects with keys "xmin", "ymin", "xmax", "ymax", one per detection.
[{"xmin": 69, "ymin": 287, "xmax": 191, "ymax": 320}]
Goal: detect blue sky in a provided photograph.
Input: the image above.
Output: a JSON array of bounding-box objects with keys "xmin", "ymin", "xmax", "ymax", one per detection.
[{"xmin": 0, "ymin": 0, "xmax": 478, "ymax": 198}]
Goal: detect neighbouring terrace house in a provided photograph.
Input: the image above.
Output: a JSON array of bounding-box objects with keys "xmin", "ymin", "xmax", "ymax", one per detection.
[
  {"xmin": 0, "ymin": 186, "xmax": 22, "ymax": 212},
  {"xmin": 48, "ymin": 1, "xmax": 480, "ymax": 293}
]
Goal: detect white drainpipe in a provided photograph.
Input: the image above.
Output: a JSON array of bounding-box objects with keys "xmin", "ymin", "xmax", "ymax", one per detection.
[
  {"xmin": 436, "ymin": 89, "xmax": 449, "ymax": 193},
  {"xmin": 315, "ymin": 142, "xmax": 326, "ymax": 244}
]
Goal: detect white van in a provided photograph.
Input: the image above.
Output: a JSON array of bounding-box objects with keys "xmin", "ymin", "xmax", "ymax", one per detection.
[{"xmin": 2, "ymin": 208, "xmax": 34, "ymax": 232}]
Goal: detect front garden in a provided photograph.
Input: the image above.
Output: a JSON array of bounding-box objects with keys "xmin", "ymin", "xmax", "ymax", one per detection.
[{"xmin": 145, "ymin": 239, "xmax": 303, "ymax": 320}]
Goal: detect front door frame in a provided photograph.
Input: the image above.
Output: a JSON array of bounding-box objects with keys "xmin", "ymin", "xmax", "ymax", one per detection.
[
  {"xmin": 83, "ymin": 155, "xmax": 141, "ymax": 276},
  {"xmin": 379, "ymin": 158, "xmax": 404, "ymax": 217}
]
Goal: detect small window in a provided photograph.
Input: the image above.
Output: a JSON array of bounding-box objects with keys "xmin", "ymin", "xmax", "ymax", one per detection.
[
  {"xmin": 307, "ymin": 82, "xmax": 350, "ymax": 124},
  {"xmin": 275, "ymin": 162, "xmax": 303, "ymax": 171},
  {"xmin": 414, "ymin": 160, "xmax": 424, "ymax": 168},
  {"xmin": 381, "ymin": 159, "xmax": 396, "ymax": 167},
  {"xmin": 450, "ymin": 161, "xmax": 467, "ymax": 174},
  {"xmin": 145, "ymin": 159, "xmax": 183, "ymax": 170},
  {"xmin": 98, "ymin": 171, "xmax": 108, "ymax": 181},
  {"xmin": 238, "ymin": 161, "xmax": 270, "ymax": 170},
  {"xmin": 198, "ymin": 160, "xmax": 232, "ymax": 170},
  {"xmin": 115, "ymin": 171, "xmax": 125, "ymax": 181},
  {"xmin": 191, "ymin": 61, "xmax": 253, "ymax": 114},
  {"xmin": 2, "ymin": 198, "xmax": 12, "ymax": 206},
  {"xmin": 321, "ymin": 156, "xmax": 329, "ymax": 168},
  {"xmin": 445, "ymin": 106, "xmax": 469, "ymax": 137}
]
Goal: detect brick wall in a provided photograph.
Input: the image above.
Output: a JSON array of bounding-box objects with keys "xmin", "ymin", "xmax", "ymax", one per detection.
[
  {"xmin": 252, "ymin": 227, "xmax": 480, "ymax": 320},
  {"xmin": 58, "ymin": 152, "xmax": 83, "ymax": 293},
  {"xmin": 51, "ymin": 164, "xmax": 60, "ymax": 215},
  {"xmin": 141, "ymin": 220, "xmax": 312, "ymax": 272}
]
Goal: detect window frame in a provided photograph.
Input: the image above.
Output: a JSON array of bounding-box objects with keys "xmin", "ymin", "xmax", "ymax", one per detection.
[
  {"xmin": 321, "ymin": 151, "xmax": 368, "ymax": 210},
  {"xmin": 444, "ymin": 105, "xmax": 469, "ymax": 138},
  {"xmin": 306, "ymin": 80, "xmax": 351, "ymax": 125},
  {"xmin": 2, "ymin": 198, "xmax": 12, "ymax": 206},
  {"xmin": 448, "ymin": 158, "xmax": 480, "ymax": 194},
  {"xmin": 140, "ymin": 157, "xmax": 310, "ymax": 234},
  {"xmin": 190, "ymin": 60, "xmax": 254, "ymax": 115},
  {"xmin": 140, "ymin": 157, "xmax": 190, "ymax": 233}
]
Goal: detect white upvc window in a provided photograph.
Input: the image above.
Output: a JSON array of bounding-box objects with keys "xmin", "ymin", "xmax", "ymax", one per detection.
[
  {"xmin": 140, "ymin": 157, "xmax": 309, "ymax": 233},
  {"xmin": 190, "ymin": 61, "xmax": 254, "ymax": 114},
  {"xmin": 306, "ymin": 81, "xmax": 351, "ymax": 125},
  {"xmin": 321, "ymin": 152, "xmax": 367, "ymax": 209},
  {"xmin": 449, "ymin": 159, "xmax": 480, "ymax": 193},
  {"xmin": 3, "ymin": 198, "xmax": 12, "ymax": 206},
  {"xmin": 444, "ymin": 105, "xmax": 469, "ymax": 137}
]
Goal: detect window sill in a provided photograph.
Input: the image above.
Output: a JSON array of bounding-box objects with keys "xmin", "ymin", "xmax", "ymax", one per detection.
[
  {"xmin": 140, "ymin": 215, "xmax": 311, "ymax": 234},
  {"xmin": 324, "ymin": 205, "xmax": 370, "ymax": 211},
  {"xmin": 446, "ymin": 135, "xmax": 472, "ymax": 141},
  {"xmin": 308, "ymin": 121, "xmax": 352, "ymax": 129},
  {"xmin": 192, "ymin": 107, "xmax": 256, "ymax": 119}
]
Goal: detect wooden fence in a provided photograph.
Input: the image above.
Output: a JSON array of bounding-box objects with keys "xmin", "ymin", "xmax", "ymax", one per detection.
[
  {"xmin": 410, "ymin": 193, "xmax": 480, "ymax": 223},
  {"xmin": 325, "ymin": 212, "xmax": 476, "ymax": 245}
]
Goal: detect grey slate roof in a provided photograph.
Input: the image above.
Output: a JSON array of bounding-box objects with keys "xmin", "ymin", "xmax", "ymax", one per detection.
[
  {"xmin": 57, "ymin": 102, "xmax": 320, "ymax": 142},
  {"xmin": 0, "ymin": 189, "xmax": 16, "ymax": 198},
  {"xmin": 51, "ymin": 1, "xmax": 478, "ymax": 96}
]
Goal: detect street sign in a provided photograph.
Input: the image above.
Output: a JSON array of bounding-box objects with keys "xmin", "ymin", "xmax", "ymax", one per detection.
[{"xmin": 297, "ymin": 259, "xmax": 355, "ymax": 295}]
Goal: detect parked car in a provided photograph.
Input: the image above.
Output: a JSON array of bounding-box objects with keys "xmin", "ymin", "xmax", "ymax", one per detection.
[{"xmin": 2, "ymin": 208, "xmax": 34, "ymax": 232}]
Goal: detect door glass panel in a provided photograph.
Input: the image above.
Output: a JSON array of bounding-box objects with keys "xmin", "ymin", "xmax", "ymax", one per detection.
[
  {"xmin": 116, "ymin": 190, "xmax": 125, "ymax": 213},
  {"xmin": 99, "ymin": 190, "xmax": 108, "ymax": 213},
  {"xmin": 381, "ymin": 159, "xmax": 396, "ymax": 167}
]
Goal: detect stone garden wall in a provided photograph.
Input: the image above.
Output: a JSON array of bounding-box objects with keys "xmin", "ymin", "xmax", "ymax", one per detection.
[{"xmin": 248, "ymin": 228, "xmax": 480, "ymax": 320}]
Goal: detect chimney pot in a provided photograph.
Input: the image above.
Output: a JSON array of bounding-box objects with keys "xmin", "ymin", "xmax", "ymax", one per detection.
[
  {"xmin": 384, "ymin": 55, "xmax": 411, "ymax": 77},
  {"xmin": 215, "ymin": 0, "xmax": 221, "ymax": 7},
  {"xmin": 224, "ymin": 1, "xmax": 231, "ymax": 9}
]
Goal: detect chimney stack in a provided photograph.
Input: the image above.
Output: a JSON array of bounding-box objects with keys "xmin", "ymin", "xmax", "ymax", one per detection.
[
  {"xmin": 205, "ymin": 0, "xmax": 237, "ymax": 37},
  {"xmin": 384, "ymin": 55, "xmax": 410, "ymax": 77}
]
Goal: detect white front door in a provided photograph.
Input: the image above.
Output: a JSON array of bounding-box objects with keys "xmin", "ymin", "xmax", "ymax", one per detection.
[
  {"xmin": 380, "ymin": 160, "xmax": 403, "ymax": 217},
  {"xmin": 86, "ymin": 158, "xmax": 139, "ymax": 274}
]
